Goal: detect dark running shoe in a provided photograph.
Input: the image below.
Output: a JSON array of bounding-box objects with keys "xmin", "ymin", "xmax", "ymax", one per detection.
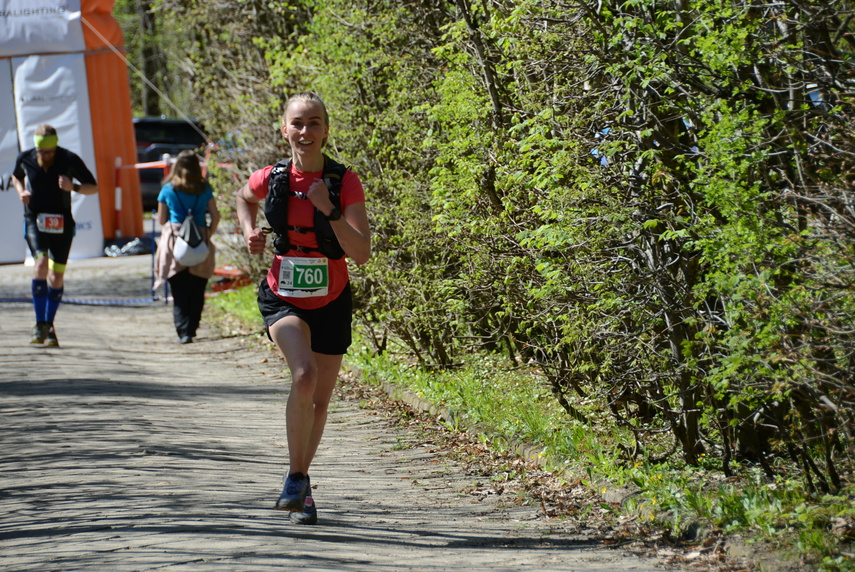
[
  {"xmin": 290, "ymin": 495, "xmax": 318, "ymax": 525},
  {"xmin": 45, "ymin": 323, "xmax": 59, "ymax": 347},
  {"xmin": 30, "ymin": 322, "xmax": 48, "ymax": 344},
  {"xmin": 274, "ymin": 472, "xmax": 308, "ymax": 511}
]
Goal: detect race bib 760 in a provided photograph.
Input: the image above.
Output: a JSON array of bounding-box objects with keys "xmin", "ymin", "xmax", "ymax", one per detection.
[{"xmin": 277, "ymin": 257, "xmax": 329, "ymax": 298}]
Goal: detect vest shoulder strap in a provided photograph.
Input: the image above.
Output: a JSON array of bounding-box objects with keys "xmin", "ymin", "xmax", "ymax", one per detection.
[{"xmin": 264, "ymin": 155, "xmax": 349, "ymax": 260}]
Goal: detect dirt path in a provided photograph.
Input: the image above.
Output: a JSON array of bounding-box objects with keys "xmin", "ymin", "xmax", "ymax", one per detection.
[{"xmin": 0, "ymin": 256, "xmax": 681, "ymax": 571}]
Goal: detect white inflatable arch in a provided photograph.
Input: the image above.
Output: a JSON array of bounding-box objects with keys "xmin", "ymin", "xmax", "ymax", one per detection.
[{"xmin": 0, "ymin": 0, "xmax": 142, "ymax": 263}]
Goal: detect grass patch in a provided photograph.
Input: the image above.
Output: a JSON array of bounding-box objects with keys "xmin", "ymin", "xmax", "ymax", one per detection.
[{"xmin": 207, "ymin": 284, "xmax": 265, "ymax": 335}]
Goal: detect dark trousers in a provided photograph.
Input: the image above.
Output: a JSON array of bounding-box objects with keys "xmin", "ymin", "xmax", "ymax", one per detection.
[{"xmin": 168, "ymin": 269, "xmax": 208, "ymax": 338}]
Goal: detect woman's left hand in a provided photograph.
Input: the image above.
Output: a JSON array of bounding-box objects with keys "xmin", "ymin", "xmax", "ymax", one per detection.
[{"xmin": 307, "ymin": 178, "xmax": 335, "ymax": 216}]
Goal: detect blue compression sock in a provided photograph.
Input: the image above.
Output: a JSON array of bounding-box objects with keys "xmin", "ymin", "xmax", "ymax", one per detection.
[
  {"xmin": 46, "ymin": 286, "xmax": 64, "ymax": 323},
  {"xmin": 32, "ymin": 279, "xmax": 47, "ymax": 323}
]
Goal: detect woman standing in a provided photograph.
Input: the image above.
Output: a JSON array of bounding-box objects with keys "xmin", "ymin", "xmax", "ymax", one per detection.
[
  {"xmin": 236, "ymin": 92, "xmax": 371, "ymax": 524},
  {"xmin": 155, "ymin": 150, "xmax": 220, "ymax": 343}
]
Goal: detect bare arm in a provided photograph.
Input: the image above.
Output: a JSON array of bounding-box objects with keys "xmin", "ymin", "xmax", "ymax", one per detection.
[
  {"xmin": 306, "ymin": 179, "xmax": 371, "ymax": 265},
  {"xmin": 206, "ymin": 195, "xmax": 220, "ymax": 235},
  {"xmin": 236, "ymin": 183, "xmax": 266, "ymax": 254},
  {"xmin": 11, "ymin": 175, "xmax": 29, "ymax": 205},
  {"xmin": 59, "ymin": 175, "xmax": 96, "ymax": 196},
  {"xmin": 330, "ymin": 201, "xmax": 371, "ymax": 265},
  {"xmin": 157, "ymin": 201, "xmax": 169, "ymax": 225},
  {"xmin": 75, "ymin": 183, "xmax": 97, "ymax": 195}
]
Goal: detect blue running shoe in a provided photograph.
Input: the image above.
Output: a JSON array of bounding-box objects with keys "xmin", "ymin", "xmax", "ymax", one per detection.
[
  {"xmin": 274, "ymin": 472, "xmax": 308, "ymax": 511},
  {"xmin": 290, "ymin": 494, "xmax": 318, "ymax": 525}
]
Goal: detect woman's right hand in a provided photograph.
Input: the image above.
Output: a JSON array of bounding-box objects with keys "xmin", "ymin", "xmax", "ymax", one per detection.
[
  {"xmin": 236, "ymin": 183, "xmax": 265, "ymax": 254},
  {"xmin": 244, "ymin": 228, "xmax": 266, "ymax": 254}
]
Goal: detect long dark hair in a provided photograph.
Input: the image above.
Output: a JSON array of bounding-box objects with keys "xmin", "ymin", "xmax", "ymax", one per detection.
[{"xmin": 166, "ymin": 150, "xmax": 206, "ymax": 194}]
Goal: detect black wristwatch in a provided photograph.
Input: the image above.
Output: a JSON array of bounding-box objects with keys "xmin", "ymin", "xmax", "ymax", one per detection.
[{"xmin": 325, "ymin": 207, "xmax": 341, "ymax": 221}]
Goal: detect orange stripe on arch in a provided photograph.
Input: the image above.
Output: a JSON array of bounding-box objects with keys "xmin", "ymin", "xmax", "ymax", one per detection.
[
  {"xmin": 81, "ymin": 0, "xmax": 143, "ymax": 238},
  {"xmin": 80, "ymin": 0, "xmax": 123, "ymax": 50}
]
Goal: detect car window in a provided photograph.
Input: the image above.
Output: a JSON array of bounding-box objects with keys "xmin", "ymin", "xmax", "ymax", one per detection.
[{"xmin": 134, "ymin": 124, "xmax": 206, "ymax": 146}]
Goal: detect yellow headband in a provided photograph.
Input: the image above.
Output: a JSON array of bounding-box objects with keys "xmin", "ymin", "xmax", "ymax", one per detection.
[{"xmin": 34, "ymin": 134, "xmax": 58, "ymax": 149}]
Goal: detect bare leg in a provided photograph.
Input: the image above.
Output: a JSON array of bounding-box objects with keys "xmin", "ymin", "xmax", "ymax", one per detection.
[
  {"xmin": 32, "ymin": 255, "xmax": 66, "ymax": 288},
  {"xmin": 47, "ymin": 269, "xmax": 65, "ymax": 289},
  {"xmin": 32, "ymin": 256, "xmax": 49, "ymax": 281},
  {"xmin": 302, "ymin": 352, "xmax": 343, "ymax": 469},
  {"xmin": 269, "ymin": 316, "xmax": 342, "ymax": 476}
]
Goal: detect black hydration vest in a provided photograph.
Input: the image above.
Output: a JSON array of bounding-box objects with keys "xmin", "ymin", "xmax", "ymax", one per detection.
[{"xmin": 264, "ymin": 155, "xmax": 347, "ymax": 260}]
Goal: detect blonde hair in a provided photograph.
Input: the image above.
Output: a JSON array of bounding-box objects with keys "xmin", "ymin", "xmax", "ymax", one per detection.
[
  {"xmin": 282, "ymin": 91, "xmax": 329, "ymax": 147},
  {"xmin": 166, "ymin": 150, "xmax": 206, "ymax": 194}
]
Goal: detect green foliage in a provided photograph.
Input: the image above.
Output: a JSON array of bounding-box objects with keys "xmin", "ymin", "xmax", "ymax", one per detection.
[
  {"xmin": 138, "ymin": 0, "xmax": 855, "ymax": 564},
  {"xmin": 628, "ymin": 464, "xmax": 855, "ymax": 568},
  {"xmin": 169, "ymin": 0, "xmax": 855, "ymax": 476}
]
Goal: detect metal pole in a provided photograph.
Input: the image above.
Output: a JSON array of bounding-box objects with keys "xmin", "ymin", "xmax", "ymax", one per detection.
[
  {"xmin": 151, "ymin": 209, "xmax": 156, "ymax": 301},
  {"xmin": 114, "ymin": 157, "xmax": 123, "ymax": 239},
  {"xmin": 161, "ymin": 154, "xmax": 171, "ymax": 304}
]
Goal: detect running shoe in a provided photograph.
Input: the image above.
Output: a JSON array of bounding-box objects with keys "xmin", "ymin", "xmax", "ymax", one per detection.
[
  {"xmin": 45, "ymin": 324, "xmax": 59, "ymax": 347},
  {"xmin": 30, "ymin": 322, "xmax": 48, "ymax": 344},
  {"xmin": 290, "ymin": 495, "xmax": 318, "ymax": 525},
  {"xmin": 274, "ymin": 472, "xmax": 308, "ymax": 511}
]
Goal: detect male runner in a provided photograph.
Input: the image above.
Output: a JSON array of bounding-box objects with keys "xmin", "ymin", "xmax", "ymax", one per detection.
[{"xmin": 11, "ymin": 124, "xmax": 98, "ymax": 346}]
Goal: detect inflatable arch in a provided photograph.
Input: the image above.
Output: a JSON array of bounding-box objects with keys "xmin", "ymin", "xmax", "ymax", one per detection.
[{"xmin": 0, "ymin": 0, "xmax": 143, "ymax": 263}]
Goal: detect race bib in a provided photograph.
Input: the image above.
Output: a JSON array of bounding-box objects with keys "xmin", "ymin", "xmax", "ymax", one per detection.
[
  {"xmin": 37, "ymin": 213, "xmax": 64, "ymax": 234},
  {"xmin": 277, "ymin": 257, "xmax": 329, "ymax": 298}
]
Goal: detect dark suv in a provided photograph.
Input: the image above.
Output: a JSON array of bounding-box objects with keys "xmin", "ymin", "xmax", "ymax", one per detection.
[{"xmin": 134, "ymin": 117, "xmax": 207, "ymax": 211}]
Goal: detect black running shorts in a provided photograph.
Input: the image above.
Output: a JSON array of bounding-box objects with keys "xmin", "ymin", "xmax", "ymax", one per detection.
[
  {"xmin": 257, "ymin": 279, "xmax": 353, "ymax": 355},
  {"xmin": 24, "ymin": 213, "xmax": 75, "ymax": 265}
]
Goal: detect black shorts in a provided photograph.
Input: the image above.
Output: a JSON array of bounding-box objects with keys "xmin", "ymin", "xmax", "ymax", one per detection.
[
  {"xmin": 24, "ymin": 213, "xmax": 76, "ymax": 265},
  {"xmin": 257, "ymin": 279, "xmax": 353, "ymax": 355}
]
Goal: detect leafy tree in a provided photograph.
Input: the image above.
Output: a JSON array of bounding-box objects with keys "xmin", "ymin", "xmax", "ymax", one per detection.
[{"xmin": 126, "ymin": 0, "xmax": 855, "ymax": 488}]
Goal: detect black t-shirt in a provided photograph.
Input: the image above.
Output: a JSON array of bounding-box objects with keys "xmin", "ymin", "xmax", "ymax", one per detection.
[{"xmin": 13, "ymin": 147, "xmax": 97, "ymax": 215}]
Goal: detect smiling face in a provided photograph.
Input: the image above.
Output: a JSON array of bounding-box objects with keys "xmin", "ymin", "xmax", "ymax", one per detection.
[{"xmin": 282, "ymin": 99, "xmax": 329, "ymax": 170}]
